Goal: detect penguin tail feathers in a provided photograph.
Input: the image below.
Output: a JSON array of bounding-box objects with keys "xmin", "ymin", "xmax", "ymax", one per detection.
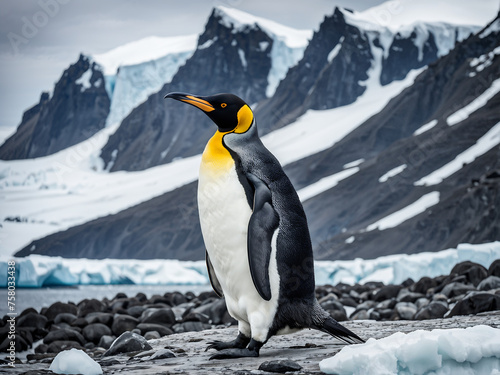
[{"xmin": 314, "ymin": 317, "xmax": 365, "ymax": 344}]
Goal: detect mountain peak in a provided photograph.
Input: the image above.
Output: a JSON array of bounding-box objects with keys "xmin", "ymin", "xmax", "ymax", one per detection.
[{"xmin": 213, "ymin": 6, "xmax": 311, "ymax": 48}]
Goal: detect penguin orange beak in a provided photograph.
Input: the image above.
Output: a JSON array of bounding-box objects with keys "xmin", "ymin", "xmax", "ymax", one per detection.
[{"xmin": 164, "ymin": 92, "xmax": 215, "ymax": 112}]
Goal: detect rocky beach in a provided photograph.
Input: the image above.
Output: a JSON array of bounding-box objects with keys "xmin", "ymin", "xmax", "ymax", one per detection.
[{"xmin": 1, "ymin": 260, "xmax": 500, "ymax": 374}]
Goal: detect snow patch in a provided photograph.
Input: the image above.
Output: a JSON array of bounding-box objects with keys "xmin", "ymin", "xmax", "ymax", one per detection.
[
  {"xmin": 297, "ymin": 167, "xmax": 359, "ymax": 202},
  {"xmin": 238, "ymin": 48, "xmax": 247, "ymax": 69},
  {"xmin": 480, "ymin": 18, "xmax": 500, "ymax": 38},
  {"xmin": 413, "ymin": 119, "xmax": 438, "ymax": 135},
  {"xmin": 75, "ymin": 69, "xmax": 92, "ymax": 92},
  {"xmin": 379, "ymin": 164, "xmax": 407, "ymax": 183},
  {"xmin": 367, "ymin": 191, "xmax": 440, "ymax": 231},
  {"xmin": 320, "ymin": 325, "xmax": 500, "ymax": 375},
  {"xmin": 447, "ymin": 78, "xmax": 500, "ymax": 126},
  {"xmin": 343, "ymin": 159, "xmax": 365, "ymax": 169},
  {"xmin": 469, "ymin": 45, "xmax": 500, "ymax": 76},
  {"xmin": 415, "ymin": 121, "xmax": 500, "ymax": 186},
  {"xmin": 198, "ymin": 37, "xmax": 217, "ymax": 50},
  {"xmin": 327, "ymin": 37, "xmax": 344, "ymax": 63}
]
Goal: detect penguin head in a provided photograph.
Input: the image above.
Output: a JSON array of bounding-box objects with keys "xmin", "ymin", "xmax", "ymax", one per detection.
[{"xmin": 164, "ymin": 92, "xmax": 253, "ymax": 133}]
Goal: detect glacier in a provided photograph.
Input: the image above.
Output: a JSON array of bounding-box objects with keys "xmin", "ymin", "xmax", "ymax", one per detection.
[
  {"xmin": 320, "ymin": 325, "xmax": 500, "ymax": 375},
  {"xmin": 1, "ymin": 242, "xmax": 499, "ymax": 288}
]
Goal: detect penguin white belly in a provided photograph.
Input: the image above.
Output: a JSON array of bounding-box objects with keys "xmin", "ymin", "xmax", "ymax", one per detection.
[{"xmin": 198, "ymin": 163, "xmax": 280, "ymax": 342}]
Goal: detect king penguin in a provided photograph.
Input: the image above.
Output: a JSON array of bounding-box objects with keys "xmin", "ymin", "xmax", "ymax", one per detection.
[{"xmin": 164, "ymin": 92, "xmax": 363, "ymax": 359}]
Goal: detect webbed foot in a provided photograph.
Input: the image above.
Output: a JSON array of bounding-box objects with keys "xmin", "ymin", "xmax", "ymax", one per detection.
[
  {"xmin": 206, "ymin": 331, "xmax": 250, "ymax": 352},
  {"xmin": 209, "ymin": 347, "xmax": 259, "ymax": 360}
]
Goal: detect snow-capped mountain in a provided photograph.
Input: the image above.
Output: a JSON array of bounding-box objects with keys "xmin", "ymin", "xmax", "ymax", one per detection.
[{"xmin": 1, "ymin": 3, "xmax": 499, "ymax": 262}]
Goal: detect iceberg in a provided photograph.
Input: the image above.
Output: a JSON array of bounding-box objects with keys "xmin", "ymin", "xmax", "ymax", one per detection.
[{"xmin": 1, "ymin": 242, "xmax": 498, "ymax": 288}]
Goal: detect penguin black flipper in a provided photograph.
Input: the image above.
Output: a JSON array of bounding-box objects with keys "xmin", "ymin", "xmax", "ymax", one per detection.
[
  {"xmin": 246, "ymin": 172, "xmax": 279, "ymax": 302},
  {"xmin": 206, "ymin": 251, "xmax": 224, "ymax": 298}
]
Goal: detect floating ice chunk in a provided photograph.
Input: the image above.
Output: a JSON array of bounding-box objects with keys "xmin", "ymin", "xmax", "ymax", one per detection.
[
  {"xmin": 49, "ymin": 348, "xmax": 102, "ymax": 375},
  {"xmin": 320, "ymin": 325, "xmax": 500, "ymax": 375}
]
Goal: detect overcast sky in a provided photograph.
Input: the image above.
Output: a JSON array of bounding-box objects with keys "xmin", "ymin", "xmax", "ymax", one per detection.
[
  {"xmin": 0, "ymin": 0, "xmax": 386, "ymax": 134},
  {"xmin": 0, "ymin": 0, "xmax": 497, "ymax": 136}
]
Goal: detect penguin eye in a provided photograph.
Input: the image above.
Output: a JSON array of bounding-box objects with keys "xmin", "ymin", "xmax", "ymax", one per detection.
[{"xmin": 221, "ymin": 103, "xmax": 227, "ymax": 108}]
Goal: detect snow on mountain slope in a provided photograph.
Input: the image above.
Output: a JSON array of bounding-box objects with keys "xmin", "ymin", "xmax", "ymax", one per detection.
[
  {"xmin": 214, "ymin": 6, "xmax": 312, "ymax": 97},
  {"xmin": 0, "ymin": 125, "xmax": 200, "ymax": 257},
  {"xmin": 92, "ymin": 35, "xmax": 198, "ymax": 76},
  {"xmin": 355, "ymin": 0, "xmax": 498, "ymax": 30},
  {"xmin": 262, "ymin": 67, "xmax": 422, "ymax": 166},
  {"xmin": 92, "ymin": 35, "xmax": 197, "ymax": 127}
]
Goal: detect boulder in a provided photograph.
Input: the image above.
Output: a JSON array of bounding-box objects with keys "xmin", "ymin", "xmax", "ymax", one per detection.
[
  {"xmin": 43, "ymin": 302, "xmax": 78, "ymax": 321},
  {"xmin": 17, "ymin": 312, "xmax": 47, "ymax": 329},
  {"xmin": 441, "ymin": 282, "xmax": 476, "ymax": 298},
  {"xmin": 54, "ymin": 313, "xmax": 78, "ymax": 325},
  {"xmin": 85, "ymin": 312, "xmax": 113, "ymax": 326},
  {"xmin": 141, "ymin": 308, "xmax": 176, "ymax": 326},
  {"xmin": 373, "ymin": 285, "xmax": 403, "ymax": 302},
  {"xmin": 448, "ymin": 293, "xmax": 500, "ymax": 317},
  {"xmin": 477, "ymin": 276, "xmax": 500, "ymax": 291},
  {"xmin": 111, "ymin": 314, "xmax": 139, "ymax": 336},
  {"xmin": 150, "ymin": 348, "xmax": 176, "ymax": 360},
  {"xmin": 83, "ymin": 323, "xmax": 112, "ymax": 344},
  {"xmin": 98, "ymin": 335, "xmax": 116, "ymax": 350},
  {"xmin": 450, "ymin": 261, "xmax": 488, "ymax": 286},
  {"xmin": 136, "ymin": 323, "xmax": 174, "ymax": 337},
  {"xmin": 259, "ymin": 360, "xmax": 302, "ymax": 373},
  {"xmin": 78, "ymin": 298, "xmax": 107, "ymax": 317},
  {"xmin": 46, "ymin": 340, "xmax": 84, "ymax": 353},
  {"xmin": 43, "ymin": 328, "xmax": 85, "ymax": 346},
  {"xmin": 415, "ymin": 301, "xmax": 449, "ymax": 320},
  {"xmin": 488, "ymin": 259, "xmax": 500, "ymax": 277},
  {"xmin": 395, "ymin": 302, "xmax": 417, "ymax": 320},
  {"xmin": 104, "ymin": 331, "xmax": 152, "ymax": 356},
  {"xmin": 144, "ymin": 331, "xmax": 161, "ymax": 340}
]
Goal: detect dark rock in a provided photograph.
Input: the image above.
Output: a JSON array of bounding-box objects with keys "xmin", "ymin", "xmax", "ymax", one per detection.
[
  {"xmin": 182, "ymin": 311, "xmax": 210, "ymax": 324},
  {"xmin": 415, "ymin": 301, "xmax": 449, "ymax": 320},
  {"xmin": 111, "ymin": 314, "xmax": 139, "ymax": 336},
  {"xmin": 20, "ymin": 307, "xmax": 38, "ymax": 317},
  {"xmin": 83, "ymin": 323, "xmax": 112, "ymax": 344},
  {"xmin": 376, "ymin": 308, "xmax": 394, "ymax": 320},
  {"xmin": 54, "ymin": 313, "xmax": 78, "ymax": 325},
  {"xmin": 193, "ymin": 298, "xmax": 228, "ymax": 325},
  {"xmin": 374, "ymin": 285, "xmax": 403, "ymax": 302},
  {"xmin": 46, "ymin": 340, "xmax": 84, "ymax": 353},
  {"xmin": 17, "ymin": 312, "xmax": 47, "ymax": 329},
  {"xmin": 172, "ymin": 321, "xmax": 211, "ymax": 333},
  {"xmin": 71, "ymin": 317, "xmax": 88, "ymax": 328},
  {"xmin": 450, "ymin": 261, "xmax": 488, "ymax": 286},
  {"xmin": 395, "ymin": 302, "xmax": 417, "ymax": 320},
  {"xmin": 98, "ymin": 335, "xmax": 116, "ymax": 349},
  {"xmin": 150, "ymin": 348, "xmax": 176, "ymax": 360},
  {"xmin": 35, "ymin": 343, "xmax": 49, "ymax": 354},
  {"xmin": 144, "ymin": 331, "xmax": 161, "ymax": 340},
  {"xmin": 141, "ymin": 308, "xmax": 176, "ymax": 326},
  {"xmin": 136, "ymin": 323, "xmax": 174, "ymax": 337},
  {"xmin": 104, "ymin": 331, "xmax": 152, "ymax": 356},
  {"xmin": 477, "ymin": 275, "xmax": 500, "ymax": 291},
  {"xmin": 0, "ymin": 334, "xmax": 29, "ymax": 352},
  {"xmin": 415, "ymin": 298, "xmax": 430, "ymax": 310},
  {"xmin": 126, "ymin": 305, "xmax": 147, "ymax": 318},
  {"xmin": 78, "ymin": 298, "xmax": 107, "ymax": 317},
  {"xmin": 85, "ymin": 312, "xmax": 113, "ymax": 326},
  {"xmin": 411, "ymin": 277, "xmax": 439, "ymax": 294},
  {"xmin": 376, "ymin": 299, "xmax": 397, "ymax": 310},
  {"xmin": 170, "ymin": 292, "xmax": 188, "ymax": 306},
  {"xmin": 259, "ymin": 360, "xmax": 302, "ymax": 373},
  {"xmin": 441, "ymin": 282, "xmax": 476, "ymax": 298},
  {"xmin": 339, "ymin": 296, "xmax": 358, "ymax": 307},
  {"xmin": 148, "ymin": 294, "xmax": 172, "ymax": 305},
  {"xmin": 350, "ymin": 309, "xmax": 370, "ymax": 320},
  {"xmin": 43, "ymin": 328, "xmax": 86, "ymax": 346},
  {"xmin": 488, "ymin": 260, "xmax": 500, "ymax": 277},
  {"xmin": 99, "ymin": 358, "xmax": 121, "ymax": 366},
  {"xmin": 43, "ymin": 302, "xmax": 78, "ymax": 321},
  {"xmin": 448, "ymin": 293, "xmax": 500, "ymax": 317},
  {"xmin": 397, "ymin": 290, "xmax": 425, "ymax": 303}
]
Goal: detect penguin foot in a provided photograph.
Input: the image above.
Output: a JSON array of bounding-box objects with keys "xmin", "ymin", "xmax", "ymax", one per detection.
[
  {"xmin": 209, "ymin": 348, "xmax": 259, "ymax": 360},
  {"xmin": 206, "ymin": 332, "xmax": 250, "ymax": 352}
]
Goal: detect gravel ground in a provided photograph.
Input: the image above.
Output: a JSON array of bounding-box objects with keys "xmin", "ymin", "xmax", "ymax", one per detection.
[{"xmin": 2, "ymin": 311, "xmax": 499, "ymax": 375}]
